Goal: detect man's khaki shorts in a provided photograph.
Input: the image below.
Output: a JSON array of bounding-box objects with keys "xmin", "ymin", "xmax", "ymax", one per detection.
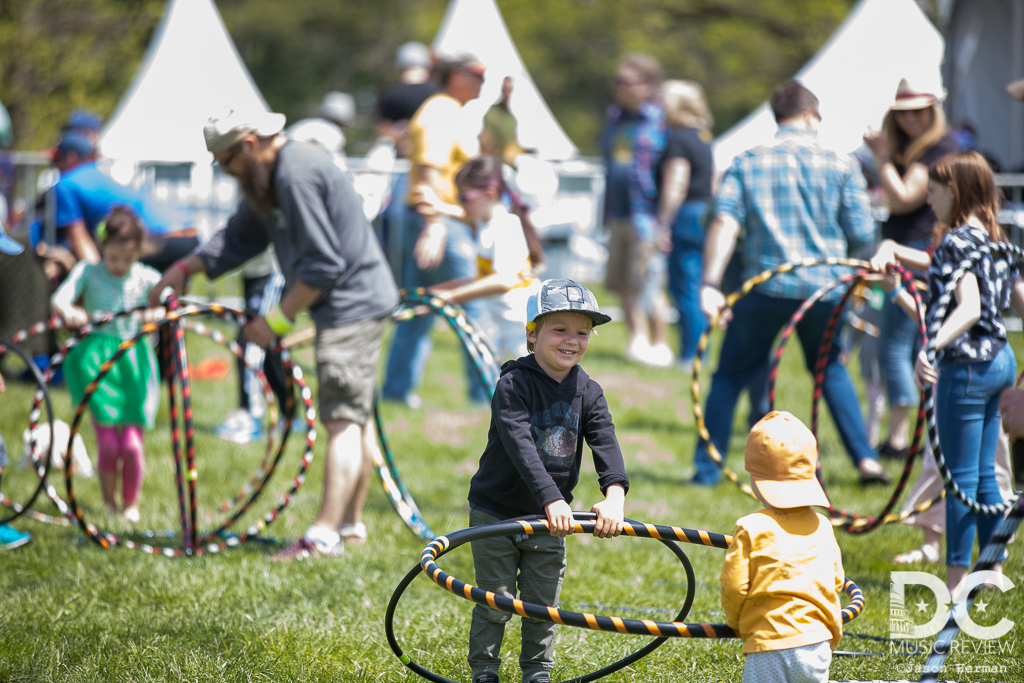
[
  {"xmin": 315, "ymin": 314, "xmax": 389, "ymax": 424},
  {"xmin": 604, "ymin": 218, "xmax": 653, "ymax": 294}
]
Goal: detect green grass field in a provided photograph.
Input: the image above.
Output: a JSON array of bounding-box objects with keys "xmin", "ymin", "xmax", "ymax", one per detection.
[{"xmin": 1, "ymin": 295, "xmax": 1022, "ymax": 683}]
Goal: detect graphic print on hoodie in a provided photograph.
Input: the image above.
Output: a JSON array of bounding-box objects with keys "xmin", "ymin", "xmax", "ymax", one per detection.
[{"xmin": 532, "ymin": 401, "xmax": 580, "ymax": 464}]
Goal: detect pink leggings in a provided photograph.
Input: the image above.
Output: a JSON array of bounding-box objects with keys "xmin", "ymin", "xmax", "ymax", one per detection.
[{"xmin": 93, "ymin": 421, "xmax": 146, "ymax": 506}]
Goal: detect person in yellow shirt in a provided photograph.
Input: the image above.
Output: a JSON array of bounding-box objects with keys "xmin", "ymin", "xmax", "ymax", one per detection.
[
  {"xmin": 382, "ymin": 53, "xmax": 490, "ymax": 407},
  {"xmin": 720, "ymin": 411, "xmax": 845, "ymax": 683}
]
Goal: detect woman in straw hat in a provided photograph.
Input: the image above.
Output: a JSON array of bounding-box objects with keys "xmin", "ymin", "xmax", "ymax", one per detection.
[{"xmin": 863, "ymin": 78, "xmax": 959, "ymax": 465}]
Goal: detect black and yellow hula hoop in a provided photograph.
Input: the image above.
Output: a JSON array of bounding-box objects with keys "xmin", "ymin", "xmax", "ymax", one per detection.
[{"xmin": 386, "ymin": 512, "xmax": 864, "ymax": 682}]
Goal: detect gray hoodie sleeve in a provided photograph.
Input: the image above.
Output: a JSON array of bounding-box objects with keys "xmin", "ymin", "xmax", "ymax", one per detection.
[{"xmin": 197, "ymin": 203, "xmax": 271, "ymax": 279}]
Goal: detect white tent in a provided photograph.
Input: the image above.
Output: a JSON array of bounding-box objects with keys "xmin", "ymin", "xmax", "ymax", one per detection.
[
  {"xmin": 99, "ymin": 0, "xmax": 270, "ymax": 167},
  {"xmin": 942, "ymin": 0, "xmax": 1024, "ymax": 172},
  {"xmin": 433, "ymin": 0, "xmax": 577, "ymax": 160},
  {"xmin": 712, "ymin": 0, "xmax": 944, "ymax": 175}
]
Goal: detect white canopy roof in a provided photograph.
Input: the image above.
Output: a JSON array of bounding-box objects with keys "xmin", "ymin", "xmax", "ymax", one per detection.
[
  {"xmin": 433, "ymin": 0, "xmax": 577, "ymax": 160},
  {"xmin": 99, "ymin": 0, "xmax": 270, "ymax": 165},
  {"xmin": 712, "ymin": 0, "xmax": 944, "ymax": 174}
]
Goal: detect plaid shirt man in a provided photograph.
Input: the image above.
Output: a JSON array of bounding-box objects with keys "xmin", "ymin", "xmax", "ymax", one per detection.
[{"xmin": 714, "ymin": 123, "xmax": 874, "ymax": 300}]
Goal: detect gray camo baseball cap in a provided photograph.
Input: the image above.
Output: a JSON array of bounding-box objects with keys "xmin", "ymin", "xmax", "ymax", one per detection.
[{"xmin": 527, "ymin": 279, "xmax": 611, "ymax": 326}]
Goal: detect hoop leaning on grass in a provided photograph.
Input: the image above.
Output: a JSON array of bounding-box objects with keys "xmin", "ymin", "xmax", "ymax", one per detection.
[
  {"xmin": 173, "ymin": 304, "xmax": 311, "ymax": 552},
  {"xmin": 372, "ymin": 289, "xmax": 502, "ymax": 542},
  {"xmin": 920, "ymin": 241, "xmax": 1023, "ymax": 516},
  {"xmin": 59, "ymin": 301, "xmax": 316, "ymax": 557},
  {"xmin": 919, "ymin": 491, "xmax": 1024, "ymax": 681},
  {"xmin": 8, "ymin": 310, "xmax": 136, "ymax": 527},
  {"xmin": 8, "ymin": 304, "xmax": 294, "ymax": 538},
  {"xmin": 385, "ymin": 512, "xmax": 865, "ymax": 683},
  {"xmin": 766, "ymin": 265, "xmax": 943, "ymax": 534},
  {"xmin": 180, "ymin": 318, "xmax": 282, "ymax": 517},
  {"xmin": 0, "ymin": 338, "xmax": 54, "ymax": 525},
  {"xmin": 165, "ymin": 295, "xmax": 198, "ymax": 552}
]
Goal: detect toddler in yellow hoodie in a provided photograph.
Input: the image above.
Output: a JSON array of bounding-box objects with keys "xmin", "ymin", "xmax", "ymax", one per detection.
[{"xmin": 720, "ymin": 410, "xmax": 845, "ymax": 683}]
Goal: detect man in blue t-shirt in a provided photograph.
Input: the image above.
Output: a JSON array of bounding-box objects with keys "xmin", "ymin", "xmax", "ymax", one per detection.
[{"xmin": 47, "ymin": 133, "xmax": 197, "ymax": 272}]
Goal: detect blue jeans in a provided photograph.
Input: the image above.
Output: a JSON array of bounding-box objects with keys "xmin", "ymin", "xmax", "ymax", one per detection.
[
  {"xmin": 382, "ymin": 212, "xmax": 491, "ymax": 403},
  {"xmin": 667, "ymin": 200, "xmax": 709, "ymax": 362},
  {"xmin": 693, "ymin": 290, "xmax": 877, "ymax": 484},
  {"xmin": 380, "ymin": 171, "xmax": 409, "ymax": 283},
  {"xmin": 880, "ymin": 236, "xmax": 931, "ymax": 408},
  {"xmin": 936, "ymin": 345, "xmax": 1016, "ymax": 567},
  {"xmin": 720, "ymin": 249, "xmax": 771, "ymax": 424}
]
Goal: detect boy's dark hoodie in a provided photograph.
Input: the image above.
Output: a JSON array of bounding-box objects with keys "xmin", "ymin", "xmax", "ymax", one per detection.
[{"xmin": 468, "ymin": 354, "xmax": 629, "ymax": 519}]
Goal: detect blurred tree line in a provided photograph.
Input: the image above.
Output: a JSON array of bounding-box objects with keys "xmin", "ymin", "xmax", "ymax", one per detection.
[{"xmin": 2, "ymin": 0, "xmax": 908, "ymax": 156}]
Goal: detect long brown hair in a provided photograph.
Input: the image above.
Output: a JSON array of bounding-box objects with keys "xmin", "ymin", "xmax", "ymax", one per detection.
[
  {"xmin": 928, "ymin": 151, "xmax": 1004, "ymax": 244},
  {"xmin": 883, "ymin": 103, "xmax": 947, "ymax": 166}
]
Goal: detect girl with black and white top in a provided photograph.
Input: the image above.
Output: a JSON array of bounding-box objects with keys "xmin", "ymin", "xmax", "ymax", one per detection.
[{"xmin": 872, "ymin": 151, "xmax": 1019, "ymax": 594}]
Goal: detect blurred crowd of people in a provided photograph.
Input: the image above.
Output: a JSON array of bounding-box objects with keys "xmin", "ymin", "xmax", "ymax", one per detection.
[{"xmin": 1, "ymin": 40, "xmax": 1023, "ymax": 637}]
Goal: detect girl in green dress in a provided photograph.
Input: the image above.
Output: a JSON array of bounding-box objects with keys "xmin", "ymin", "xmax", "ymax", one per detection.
[{"xmin": 52, "ymin": 206, "xmax": 161, "ymax": 523}]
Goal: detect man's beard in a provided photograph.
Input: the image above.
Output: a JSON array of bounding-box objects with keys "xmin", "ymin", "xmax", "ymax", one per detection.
[{"xmin": 238, "ymin": 149, "xmax": 272, "ymax": 213}]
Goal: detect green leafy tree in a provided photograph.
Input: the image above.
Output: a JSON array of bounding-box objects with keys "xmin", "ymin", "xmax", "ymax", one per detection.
[
  {"xmin": 492, "ymin": 0, "xmax": 857, "ymax": 153},
  {"xmin": 0, "ymin": 0, "xmax": 164, "ymax": 150},
  {"xmin": 220, "ymin": 0, "xmax": 857, "ymax": 155},
  {"xmin": 1, "ymin": 0, "xmax": 866, "ymax": 156}
]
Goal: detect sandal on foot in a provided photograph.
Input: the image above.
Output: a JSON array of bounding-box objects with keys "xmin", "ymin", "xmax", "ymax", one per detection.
[
  {"xmin": 892, "ymin": 545, "xmax": 940, "ymax": 565},
  {"xmin": 338, "ymin": 521, "xmax": 367, "ymax": 546}
]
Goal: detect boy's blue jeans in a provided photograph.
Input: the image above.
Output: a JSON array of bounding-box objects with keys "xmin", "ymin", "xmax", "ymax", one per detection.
[
  {"xmin": 937, "ymin": 344, "xmax": 1016, "ymax": 566},
  {"xmin": 467, "ymin": 508, "xmax": 566, "ymax": 683},
  {"xmin": 381, "ymin": 211, "xmax": 491, "ymax": 403}
]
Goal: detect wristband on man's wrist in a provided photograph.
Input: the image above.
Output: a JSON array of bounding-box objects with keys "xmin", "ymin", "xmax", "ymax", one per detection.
[
  {"xmin": 265, "ymin": 303, "xmax": 295, "ymax": 335},
  {"xmin": 173, "ymin": 261, "xmax": 190, "ymax": 278}
]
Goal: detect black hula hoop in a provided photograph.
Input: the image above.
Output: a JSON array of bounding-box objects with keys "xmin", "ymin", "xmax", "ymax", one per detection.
[
  {"xmin": 766, "ymin": 266, "xmax": 942, "ymax": 533},
  {"xmin": 372, "ymin": 290, "xmax": 503, "ymax": 541},
  {"xmin": 690, "ymin": 257, "xmax": 871, "ymax": 503},
  {"xmin": 387, "ymin": 513, "xmax": 865, "ymax": 682},
  {"xmin": 17, "ymin": 308, "xmax": 166, "ymax": 527},
  {"xmin": 920, "ymin": 490, "xmax": 1024, "ymax": 681},
  {"xmin": 920, "ymin": 241, "xmax": 1022, "ymax": 516},
  {"xmin": 0, "ymin": 338, "xmax": 54, "ymax": 524},
  {"xmin": 385, "ymin": 513, "xmax": 698, "ymax": 683},
  {"xmin": 179, "ymin": 318, "xmax": 283, "ymax": 517},
  {"xmin": 60, "ymin": 301, "xmax": 316, "ymax": 557},
  {"xmin": 166, "ymin": 295, "xmax": 198, "ymax": 552},
  {"xmin": 803, "ymin": 266, "xmax": 937, "ymax": 532}
]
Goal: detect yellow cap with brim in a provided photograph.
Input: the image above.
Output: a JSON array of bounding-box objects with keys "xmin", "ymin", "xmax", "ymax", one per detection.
[{"xmin": 745, "ymin": 411, "xmax": 829, "ymax": 509}]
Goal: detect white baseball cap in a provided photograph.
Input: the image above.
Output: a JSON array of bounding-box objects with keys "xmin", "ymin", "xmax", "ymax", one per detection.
[{"xmin": 204, "ymin": 108, "xmax": 287, "ymax": 154}]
